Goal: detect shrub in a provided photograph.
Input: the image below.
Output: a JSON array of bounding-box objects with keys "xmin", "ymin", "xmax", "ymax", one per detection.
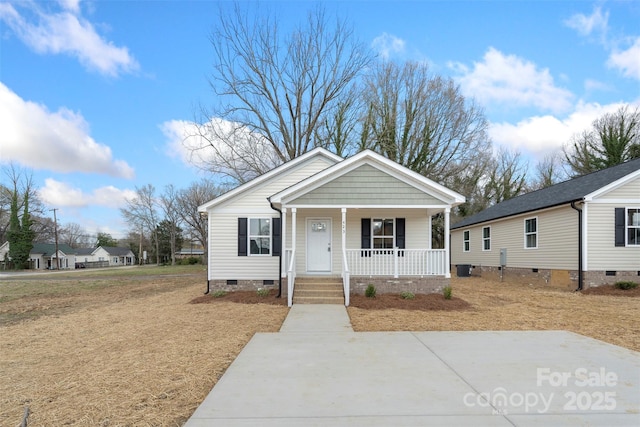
[
  {"xmin": 615, "ymin": 281, "xmax": 638, "ymax": 290},
  {"xmin": 365, "ymin": 284, "xmax": 376, "ymax": 298},
  {"xmin": 211, "ymin": 290, "xmax": 227, "ymax": 298},
  {"xmin": 443, "ymin": 285, "xmax": 452, "ymax": 300},
  {"xmin": 400, "ymin": 291, "xmax": 415, "ymax": 300},
  {"xmin": 256, "ymin": 288, "xmax": 270, "ymax": 297}
]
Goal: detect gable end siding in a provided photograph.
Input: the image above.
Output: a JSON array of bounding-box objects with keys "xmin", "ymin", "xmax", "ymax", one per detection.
[{"xmin": 290, "ymin": 164, "xmax": 442, "ymax": 205}]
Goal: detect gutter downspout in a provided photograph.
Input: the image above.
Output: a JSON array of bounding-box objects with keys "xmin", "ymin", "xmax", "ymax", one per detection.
[
  {"xmin": 269, "ymin": 199, "xmax": 283, "ymax": 298},
  {"xmin": 204, "ymin": 280, "xmax": 210, "ymax": 295},
  {"xmin": 570, "ymin": 201, "xmax": 584, "ymax": 291}
]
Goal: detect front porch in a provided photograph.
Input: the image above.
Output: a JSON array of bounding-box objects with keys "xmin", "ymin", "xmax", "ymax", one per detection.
[{"xmin": 281, "ymin": 207, "xmax": 453, "ymax": 307}]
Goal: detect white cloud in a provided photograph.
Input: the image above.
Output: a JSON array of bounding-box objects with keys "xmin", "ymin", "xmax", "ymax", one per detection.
[
  {"xmin": 452, "ymin": 47, "xmax": 574, "ymax": 113},
  {"xmin": 38, "ymin": 178, "xmax": 137, "ymax": 209},
  {"xmin": 564, "ymin": 6, "xmax": 608, "ymax": 38},
  {"xmin": 607, "ymin": 37, "xmax": 640, "ymax": 80},
  {"xmin": 489, "ymin": 101, "xmax": 635, "ymax": 158},
  {"xmin": 161, "ymin": 118, "xmax": 280, "ymax": 181},
  {"xmin": 0, "ymin": 1, "xmax": 138, "ymax": 77},
  {"xmin": 371, "ymin": 33, "xmax": 406, "ymax": 60},
  {"xmin": 0, "ymin": 82, "xmax": 135, "ymax": 179}
]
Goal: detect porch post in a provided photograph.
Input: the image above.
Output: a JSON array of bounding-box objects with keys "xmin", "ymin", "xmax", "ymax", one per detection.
[
  {"xmin": 341, "ymin": 208, "xmax": 347, "ymax": 255},
  {"xmin": 291, "ymin": 208, "xmax": 297, "ymax": 267},
  {"xmin": 427, "ymin": 213, "xmax": 433, "ymax": 250},
  {"xmin": 281, "ymin": 207, "xmax": 287, "ymax": 278},
  {"xmin": 444, "ymin": 207, "xmax": 451, "ymax": 278}
]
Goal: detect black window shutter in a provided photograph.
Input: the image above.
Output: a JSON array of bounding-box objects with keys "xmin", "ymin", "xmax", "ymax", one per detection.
[
  {"xmin": 238, "ymin": 217, "xmax": 248, "ymax": 256},
  {"xmin": 361, "ymin": 218, "xmax": 371, "ymax": 257},
  {"xmin": 272, "ymin": 218, "xmax": 281, "ymax": 256},
  {"xmin": 614, "ymin": 208, "xmax": 625, "ymax": 247},
  {"xmin": 396, "ymin": 218, "xmax": 406, "ymax": 257},
  {"xmin": 396, "ymin": 218, "xmax": 406, "ymax": 249}
]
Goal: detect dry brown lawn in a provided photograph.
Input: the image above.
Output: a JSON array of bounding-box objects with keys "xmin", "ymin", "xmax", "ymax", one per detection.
[
  {"xmin": 348, "ymin": 277, "xmax": 640, "ymax": 353},
  {"xmin": 1, "ymin": 267, "xmax": 638, "ymax": 426}
]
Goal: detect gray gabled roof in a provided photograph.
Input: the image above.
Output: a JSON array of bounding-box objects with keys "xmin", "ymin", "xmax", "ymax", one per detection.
[{"xmin": 452, "ymin": 157, "xmax": 640, "ymax": 229}]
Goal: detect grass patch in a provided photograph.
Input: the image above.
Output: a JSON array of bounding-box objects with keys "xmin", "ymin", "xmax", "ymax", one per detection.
[{"xmin": 615, "ymin": 281, "xmax": 638, "ymax": 290}]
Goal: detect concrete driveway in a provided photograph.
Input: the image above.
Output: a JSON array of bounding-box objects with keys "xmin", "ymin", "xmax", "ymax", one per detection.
[{"xmin": 185, "ymin": 305, "xmax": 640, "ymax": 426}]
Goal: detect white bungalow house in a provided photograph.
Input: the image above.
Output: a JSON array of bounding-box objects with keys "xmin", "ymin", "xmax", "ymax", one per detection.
[
  {"xmin": 198, "ymin": 148, "xmax": 465, "ymax": 306},
  {"xmin": 76, "ymin": 246, "xmax": 136, "ymax": 267},
  {"xmin": 0, "ymin": 242, "xmax": 77, "ymax": 270},
  {"xmin": 451, "ymin": 157, "xmax": 640, "ymax": 289}
]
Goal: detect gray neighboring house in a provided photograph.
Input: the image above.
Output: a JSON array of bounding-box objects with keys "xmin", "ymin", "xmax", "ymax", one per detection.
[{"xmin": 451, "ymin": 158, "xmax": 640, "ymax": 289}]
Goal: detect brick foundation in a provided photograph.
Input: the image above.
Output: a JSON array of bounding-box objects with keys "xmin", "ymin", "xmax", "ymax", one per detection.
[
  {"xmin": 350, "ymin": 276, "xmax": 449, "ymax": 294},
  {"xmin": 463, "ymin": 265, "xmax": 640, "ymax": 289},
  {"xmin": 208, "ymin": 279, "xmax": 280, "ymax": 293}
]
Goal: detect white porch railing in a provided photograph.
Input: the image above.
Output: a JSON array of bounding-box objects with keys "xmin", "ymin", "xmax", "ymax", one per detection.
[
  {"xmin": 286, "ymin": 248, "xmax": 296, "ymax": 307},
  {"xmin": 346, "ymin": 248, "xmax": 447, "ymax": 277}
]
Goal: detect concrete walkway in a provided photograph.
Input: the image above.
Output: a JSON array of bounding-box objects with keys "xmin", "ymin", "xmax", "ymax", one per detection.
[{"xmin": 185, "ymin": 305, "xmax": 640, "ymax": 426}]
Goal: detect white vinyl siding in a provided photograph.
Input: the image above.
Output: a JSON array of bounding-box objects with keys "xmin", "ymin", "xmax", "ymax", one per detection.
[
  {"xmin": 451, "ymin": 206, "xmax": 578, "ymax": 269},
  {"xmin": 213, "ymin": 157, "xmax": 335, "ymax": 213},
  {"xmin": 594, "ymin": 176, "xmax": 640, "ymax": 199},
  {"xmin": 586, "ymin": 203, "xmax": 640, "ymax": 270}
]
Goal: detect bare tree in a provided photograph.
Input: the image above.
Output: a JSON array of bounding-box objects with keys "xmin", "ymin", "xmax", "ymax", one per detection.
[
  {"xmin": 359, "ymin": 61, "xmax": 491, "ymax": 186},
  {"xmin": 120, "ymin": 185, "xmax": 160, "ymax": 265},
  {"xmin": 485, "ymin": 147, "xmax": 528, "ymax": 204},
  {"xmin": 159, "ymin": 184, "xmax": 183, "ymax": 265},
  {"xmin": 176, "ymin": 179, "xmax": 227, "ymax": 265},
  {"xmin": 58, "ymin": 222, "xmax": 92, "ymax": 248},
  {"xmin": 563, "ymin": 105, "xmax": 640, "ymax": 176},
  {"xmin": 530, "ymin": 153, "xmax": 566, "ymax": 190},
  {"xmin": 186, "ymin": 3, "xmax": 372, "ymax": 182}
]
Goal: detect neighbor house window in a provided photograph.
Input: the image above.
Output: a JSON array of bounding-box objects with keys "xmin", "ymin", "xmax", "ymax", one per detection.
[
  {"xmin": 463, "ymin": 230, "xmax": 470, "ymax": 252},
  {"xmin": 249, "ymin": 218, "xmax": 271, "ymax": 255},
  {"xmin": 482, "ymin": 226, "xmax": 491, "ymax": 251},
  {"xmin": 372, "ymin": 218, "xmax": 394, "ymax": 249},
  {"xmin": 525, "ymin": 217, "xmax": 538, "ymax": 249},
  {"xmin": 628, "ymin": 208, "xmax": 640, "ymax": 246}
]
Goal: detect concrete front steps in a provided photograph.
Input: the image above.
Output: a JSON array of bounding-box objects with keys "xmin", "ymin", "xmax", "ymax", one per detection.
[{"xmin": 293, "ymin": 276, "xmax": 344, "ymax": 304}]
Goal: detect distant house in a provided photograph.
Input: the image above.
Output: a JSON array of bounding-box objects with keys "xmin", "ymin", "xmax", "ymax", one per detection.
[
  {"xmin": 76, "ymin": 246, "xmax": 136, "ymax": 267},
  {"xmin": 0, "ymin": 242, "xmax": 77, "ymax": 270},
  {"xmin": 451, "ymin": 158, "xmax": 640, "ymax": 289},
  {"xmin": 198, "ymin": 148, "xmax": 465, "ymax": 306}
]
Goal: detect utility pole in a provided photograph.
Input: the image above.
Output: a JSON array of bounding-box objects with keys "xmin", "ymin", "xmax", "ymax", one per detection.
[{"xmin": 51, "ymin": 208, "xmax": 59, "ymax": 270}]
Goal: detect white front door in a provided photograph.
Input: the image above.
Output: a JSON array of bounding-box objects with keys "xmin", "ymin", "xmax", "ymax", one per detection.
[{"xmin": 306, "ymin": 218, "xmax": 332, "ymax": 272}]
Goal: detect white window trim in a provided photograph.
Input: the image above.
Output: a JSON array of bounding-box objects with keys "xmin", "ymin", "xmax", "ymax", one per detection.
[
  {"xmin": 248, "ymin": 217, "xmax": 272, "ymax": 256},
  {"xmin": 626, "ymin": 207, "xmax": 640, "ymax": 247},
  {"xmin": 463, "ymin": 230, "xmax": 470, "ymax": 252},
  {"xmin": 482, "ymin": 226, "xmax": 491, "ymax": 251},
  {"xmin": 524, "ymin": 217, "xmax": 538, "ymax": 249},
  {"xmin": 372, "ymin": 218, "xmax": 395, "ymax": 250}
]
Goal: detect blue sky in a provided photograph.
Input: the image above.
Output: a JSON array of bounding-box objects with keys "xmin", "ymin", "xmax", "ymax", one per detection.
[{"xmin": 1, "ymin": 0, "xmax": 639, "ymax": 240}]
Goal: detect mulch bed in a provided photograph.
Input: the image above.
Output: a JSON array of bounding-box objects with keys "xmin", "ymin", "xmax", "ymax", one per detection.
[
  {"xmin": 581, "ymin": 284, "xmax": 640, "ymax": 297},
  {"xmin": 348, "ymin": 293, "xmax": 471, "ymax": 310},
  {"xmin": 190, "ymin": 289, "xmax": 287, "ymax": 305}
]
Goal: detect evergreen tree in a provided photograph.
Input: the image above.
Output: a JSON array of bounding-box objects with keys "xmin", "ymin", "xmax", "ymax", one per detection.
[{"xmin": 7, "ymin": 186, "xmax": 33, "ymax": 269}]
